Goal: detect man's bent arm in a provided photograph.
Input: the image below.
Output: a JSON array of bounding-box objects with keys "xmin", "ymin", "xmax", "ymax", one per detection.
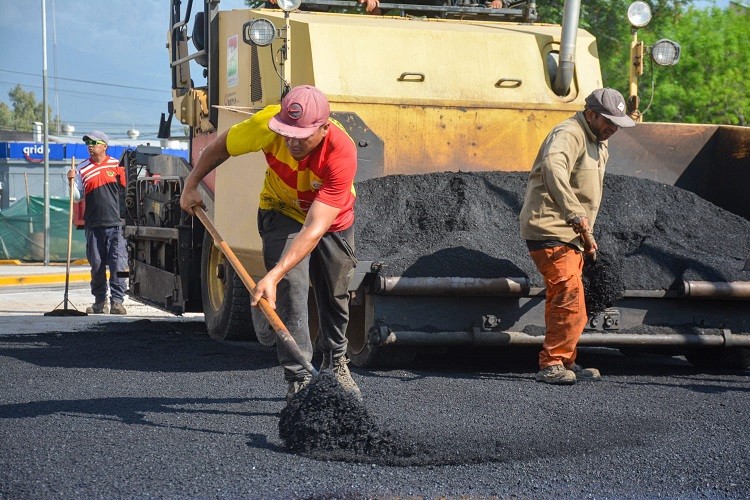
[{"xmin": 252, "ymin": 200, "xmax": 341, "ymax": 308}]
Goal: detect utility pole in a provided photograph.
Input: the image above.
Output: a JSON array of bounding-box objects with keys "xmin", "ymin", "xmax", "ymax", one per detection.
[
  {"xmin": 42, "ymin": 0, "xmax": 50, "ymax": 265},
  {"xmin": 51, "ymin": 0, "xmax": 61, "ymax": 134}
]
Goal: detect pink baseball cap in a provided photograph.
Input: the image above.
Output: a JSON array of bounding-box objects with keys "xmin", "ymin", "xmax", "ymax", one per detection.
[{"xmin": 268, "ymin": 85, "xmax": 331, "ymax": 139}]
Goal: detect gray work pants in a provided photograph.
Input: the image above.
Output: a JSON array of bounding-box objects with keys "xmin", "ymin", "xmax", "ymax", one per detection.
[
  {"xmin": 85, "ymin": 226, "xmax": 128, "ymax": 304},
  {"xmin": 257, "ymin": 209, "xmax": 357, "ymax": 382}
]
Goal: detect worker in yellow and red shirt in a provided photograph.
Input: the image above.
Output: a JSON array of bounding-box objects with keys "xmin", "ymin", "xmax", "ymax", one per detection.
[{"xmin": 180, "ymin": 85, "xmax": 360, "ymax": 403}]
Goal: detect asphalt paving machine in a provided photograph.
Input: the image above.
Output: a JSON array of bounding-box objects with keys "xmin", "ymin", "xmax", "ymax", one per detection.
[{"xmin": 122, "ymin": 0, "xmax": 750, "ymax": 369}]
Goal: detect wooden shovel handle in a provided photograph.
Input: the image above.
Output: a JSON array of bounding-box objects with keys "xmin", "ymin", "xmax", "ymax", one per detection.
[{"xmin": 193, "ymin": 206, "xmax": 317, "ymax": 376}]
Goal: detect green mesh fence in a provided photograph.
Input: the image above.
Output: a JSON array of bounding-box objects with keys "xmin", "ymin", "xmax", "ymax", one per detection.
[{"xmin": 0, "ymin": 196, "xmax": 86, "ymax": 262}]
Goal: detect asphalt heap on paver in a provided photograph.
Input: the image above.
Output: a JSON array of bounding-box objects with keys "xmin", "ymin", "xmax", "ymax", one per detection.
[{"xmin": 354, "ymin": 171, "xmax": 750, "ymax": 290}]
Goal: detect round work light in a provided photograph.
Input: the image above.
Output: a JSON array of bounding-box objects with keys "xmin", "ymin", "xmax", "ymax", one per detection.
[
  {"xmin": 627, "ymin": 1, "xmax": 652, "ymax": 28},
  {"xmin": 277, "ymin": 0, "xmax": 303, "ymax": 12},
  {"xmin": 243, "ymin": 18, "xmax": 276, "ymax": 47},
  {"xmin": 651, "ymin": 39, "xmax": 681, "ymax": 66}
]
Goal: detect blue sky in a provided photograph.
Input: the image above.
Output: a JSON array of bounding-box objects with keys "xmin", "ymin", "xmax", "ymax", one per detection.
[
  {"xmin": 0, "ymin": 0, "xmax": 732, "ymax": 142},
  {"xmin": 0, "ymin": 0, "xmax": 247, "ymax": 141}
]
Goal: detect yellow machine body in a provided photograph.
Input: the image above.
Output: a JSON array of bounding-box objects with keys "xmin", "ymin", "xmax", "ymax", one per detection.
[{"xmin": 197, "ymin": 9, "xmax": 605, "ymax": 274}]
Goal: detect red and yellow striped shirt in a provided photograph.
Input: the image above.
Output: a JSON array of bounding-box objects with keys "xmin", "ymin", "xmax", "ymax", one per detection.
[{"xmin": 226, "ymin": 105, "xmax": 357, "ymax": 232}]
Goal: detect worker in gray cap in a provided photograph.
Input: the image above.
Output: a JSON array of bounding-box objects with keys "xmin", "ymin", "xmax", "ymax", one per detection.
[
  {"xmin": 519, "ymin": 87, "xmax": 635, "ymax": 385},
  {"xmin": 68, "ymin": 131, "xmax": 128, "ymax": 315}
]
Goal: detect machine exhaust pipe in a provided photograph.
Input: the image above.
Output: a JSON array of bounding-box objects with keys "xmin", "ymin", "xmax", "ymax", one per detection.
[
  {"xmin": 552, "ymin": 0, "xmax": 581, "ymax": 96},
  {"xmin": 370, "ymin": 328, "xmax": 750, "ymax": 348}
]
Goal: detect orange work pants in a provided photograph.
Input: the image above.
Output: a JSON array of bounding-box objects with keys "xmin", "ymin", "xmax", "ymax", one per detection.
[{"xmin": 529, "ymin": 246, "xmax": 587, "ymax": 369}]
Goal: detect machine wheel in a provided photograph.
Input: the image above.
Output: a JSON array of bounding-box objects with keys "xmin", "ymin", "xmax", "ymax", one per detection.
[
  {"xmin": 684, "ymin": 347, "xmax": 750, "ymax": 370},
  {"xmin": 201, "ymin": 231, "xmax": 256, "ymax": 341}
]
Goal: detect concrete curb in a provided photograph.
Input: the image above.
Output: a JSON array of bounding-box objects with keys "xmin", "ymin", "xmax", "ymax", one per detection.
[
  {"xmin": 0, "ymin": 260, "xmax": 93, "ymax": 287},
  {"xmin": 0, "ymin": 272, "xmax": 91, "ymax": 287}
]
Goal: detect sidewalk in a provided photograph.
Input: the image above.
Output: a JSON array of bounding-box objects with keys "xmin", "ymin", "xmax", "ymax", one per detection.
[
  {"xmin": 0, "ymin": 265, "xmax": 203, "ymax": 331},
  {"xmin": 0, "ymin": 260, "xmax": 91, "ymax": 286}
]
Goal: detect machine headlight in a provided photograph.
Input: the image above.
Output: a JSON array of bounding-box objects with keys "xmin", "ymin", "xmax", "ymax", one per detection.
[
  {"xmin": 627, "ymin": 1, "xmax": 652, "ymax": 28},
  {"xmin": 277, "ymin": 0, "xmax": 303, "ymax": 12},
  {"xmin": 243, "ymin": 18, "xmax": 276, "ymax": 47},
  {"xmin": 651, "ymin": 39, "xmax": 681, "ymax": 66}
]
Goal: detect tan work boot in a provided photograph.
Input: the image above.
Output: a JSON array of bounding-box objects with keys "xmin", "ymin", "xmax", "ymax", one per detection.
[
  {"xmin": 535, "ymin": 364, "xmax": 577, "ymax": 385},
  {"xmin": 86, "ymin": 302, "xmax": 109, "ymax": 314},
  {"xmin": 285, "ymin": 376, "xmax": 311, "ymax": 404},
  {"xmin": 110, "ymin": 302, "xmax": 127, "ymax": 315},
  {"xmin": 327, "ymin": 354, "xmax": 362, "ymax": 401},
  {"xmin": 566, "ymin": 363, "xmax": 601, "ymax": 381}
]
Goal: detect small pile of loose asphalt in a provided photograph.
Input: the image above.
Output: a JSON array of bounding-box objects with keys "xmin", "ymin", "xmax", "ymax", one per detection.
[
  {"xmin": 582, "ymin": 251, "xmax": 625, "ymax": 314},
  {"xmin": 354, "ymin": 171, "xmax": 750, "ymax": 291},
  {"xmin": 278, "ymin": 371, "xmax": 421, "ymax": 464}
]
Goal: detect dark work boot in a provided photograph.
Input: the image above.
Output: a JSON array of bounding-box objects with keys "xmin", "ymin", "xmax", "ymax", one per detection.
[
  {"xmin": 86, "ymin": 301, "xmax": 108, "ymax": 314},
  {"xmin": 110, "ymin": 302, "xmax": 127, "ymax": 315},
  {"xmin": 320, "ymin": 351, "xmax": 332, "ymax": 371},
  {"xmin": 566, "ymin": 363, "xmax": 601, "ymax": 381}
]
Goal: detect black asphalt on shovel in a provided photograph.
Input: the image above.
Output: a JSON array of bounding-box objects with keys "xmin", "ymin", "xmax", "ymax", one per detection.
[
  {"xmin": 193, "ymin": 206, "xmax": 318, "ymax": 378},
  {"xmin": 45, "ymin": 157, "xmax": 87, "ymax": 317}
]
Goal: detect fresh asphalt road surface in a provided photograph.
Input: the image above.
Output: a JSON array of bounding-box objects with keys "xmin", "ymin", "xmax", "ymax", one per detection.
[{"xmin": 1, "ymin": 285, "xmax": 749, "ymax": 499}]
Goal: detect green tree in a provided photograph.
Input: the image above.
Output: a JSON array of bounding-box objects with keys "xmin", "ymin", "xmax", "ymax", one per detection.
[
  {"xmin": 0, "ymin": 101, "xmax": 12, "ymax": 129},
  {"xmin": 638, "ymin": 6, "xmax": 749, "ymax": 125},
  {"xmin": 541, "ymin": 1, "xmax": 747, "ymax": 125},
  {"xmin": 8, "ymin": 85, "xmax": 42, "ymax": 132},
  {"xmin": 0, "ymin": 84, "xmax": 60, "ymax": 133}
]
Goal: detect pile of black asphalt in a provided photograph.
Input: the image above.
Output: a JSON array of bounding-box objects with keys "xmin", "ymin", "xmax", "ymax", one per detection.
[
  {"xmin": 278, "ymin": 371, "xmax": 423, "ymax": 465},
  {"xmin": 354, "ymin": 171, "xmax": 750, "ymax": 292}
]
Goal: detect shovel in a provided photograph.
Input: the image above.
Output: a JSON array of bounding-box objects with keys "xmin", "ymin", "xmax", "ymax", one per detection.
[
  {"xmin": 744, "ymin": 253, "xmax": 750, "ymax": 272},
  {"xmin": 193, "ymin": 206, "xmax": 318, "ymax": 378},
  {"xmin": 45, "ymin": 157, "xmax": 87, "ymax": 317}
]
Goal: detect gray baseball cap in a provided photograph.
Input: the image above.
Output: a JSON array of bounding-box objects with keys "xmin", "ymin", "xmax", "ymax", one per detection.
[
  {"xmin": 83, "ymin": 130, "xmax": 110, "ymax": 144},
  {"xmin": 585, "ymin": 88, "xmax": 636, "ymax": 128}
]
